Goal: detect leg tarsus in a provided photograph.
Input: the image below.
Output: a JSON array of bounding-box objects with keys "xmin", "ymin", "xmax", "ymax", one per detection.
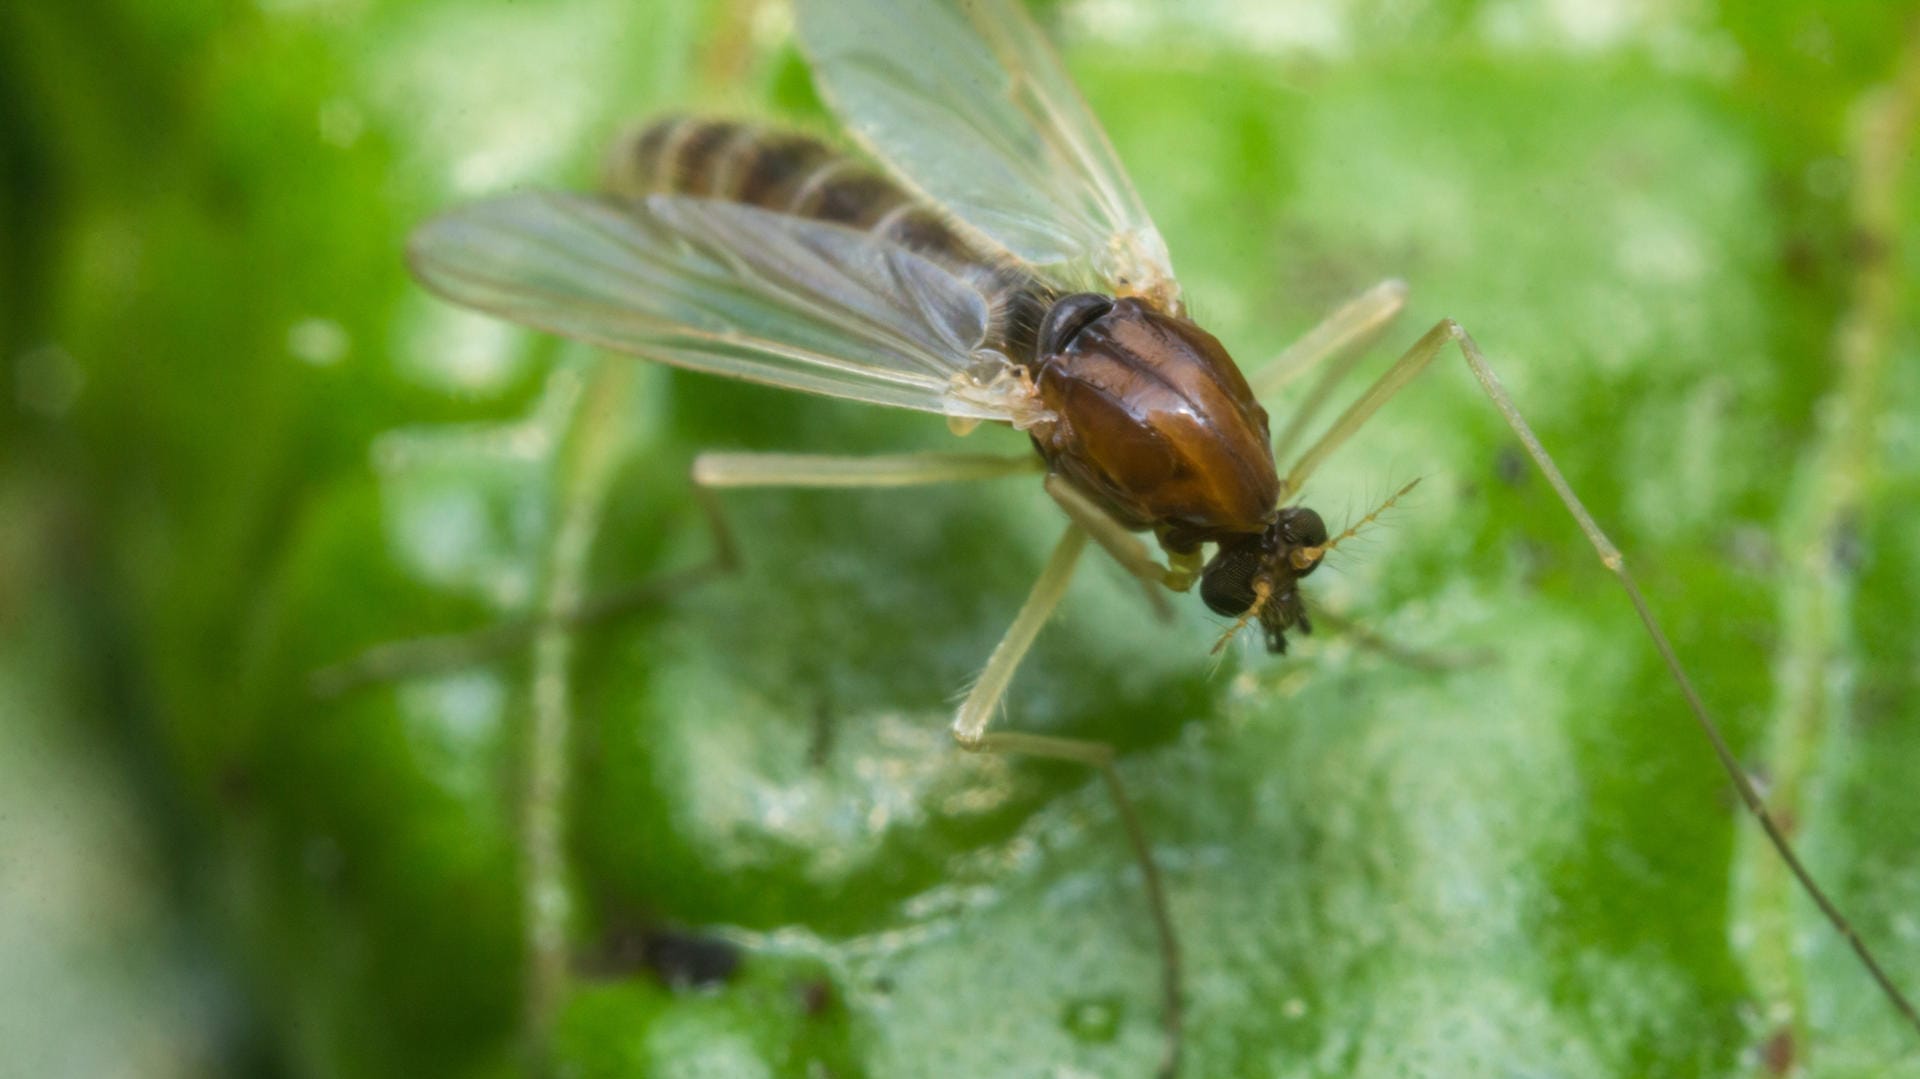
[
  {"xmin": 952, "ymin": 526, "xmax": 1087, "ymax": 745},
  {"xmin": 1039, "ymin": 475, "xmax": 1185, "ymax": 621},
  {"xmin": 313, "ymin": 448, "xmax": 1018, "ymax": 699},
  {"xmin": 1251, "ymin": 278, "xmax": 1409, "ymax": 401},
  {"xmin": 1452, "ymin": 322, "xmax": 1920, "ymax": 1039},
  {"xmin": 1043, "ymin": 475, "xmax": 1188, "ymax": 590},
  {"xmin": 1309, "ymin": 604, "xmax": 1492, "ymax": 673},
  {"xmin": 1163, "ymin": 548, "xmax": 1204, "ymax": 594},
  {"xmin": 308, "ymin": 497, "xmax": 738, "ymax": 700},
  {"xmin": 1280, "ymin": 317, "xmax": 1458, "ymax": 496},
  {"xmin": 1281, "ymin": 303, "xmax": 1920, "ymax": 1038},
  {"xmin": 957, "ymin": 729, "xmax": 1184, "ymax": 1079},
  {"xmin": 689, "ymin": 485, "xmax": 743, "ymax": 575},
  {"xmin": 691, "ymin": 449, "xmax": 1039, "ymax": 488},
  {"xmin": 947, "ymin": 526, "xmax": 1183, "ymax": 1073}
]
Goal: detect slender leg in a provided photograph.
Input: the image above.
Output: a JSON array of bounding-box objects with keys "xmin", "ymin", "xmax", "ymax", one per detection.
[
  {"xmin": 1295, "ymin": 313, "xmax": 1920, "ymax": 1037},
  {"xmin": 1306, "ymin": 603, "xmax": 1491, "ymax": 673},
  {"xmin": 308, "ymin": 491, "xmax": 740, "ymax": 699},
  {"xmin": 950, "ymin": 525, "xmax": 1183, "ymax": 1077},
  {"xmin": 312, "ymin": 451, "xmax": 1035, "ymax": 697},
  {"xmin": 1278, "ymin": 318, "xmax": 1458, "ymax": 498},
  {"xmin": 1043, "ymin": 476, "xmax": 1168, "ymax": 583},
  {"xmin": 1249, "ymin": 278, "xmax": 1409, "ymax": 417},
  {"xmin": 1259, "ymin": 278, "xmax": 1413, "ymax": 464},
  {"xmin": 964, "ymin": 731, "xmax": 1184, "ymax": 1079},
  {"xmin": 1452, "ymin": 325, "xmax": 1920, "ymax": 1037},
  {"xmin": 1042, "ymin": 474, "xmax": 1189, "ymax": 618},
  {"xmin": 692, "ymin": 449, "xmax": 1039, "ymax": 487},
  {"xmin": 953, "ymin": 526, "xmax": 1089, "ymax": 745}
]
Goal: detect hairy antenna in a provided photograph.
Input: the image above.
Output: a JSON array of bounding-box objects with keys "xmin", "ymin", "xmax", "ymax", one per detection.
[
  {"xmin": 1291, "ymin": 477, "xmax": 1422, "ymax": 569},
  {"xmin": 1210, "ymin": 579, "xmax": 1272, "ymax": 655}
]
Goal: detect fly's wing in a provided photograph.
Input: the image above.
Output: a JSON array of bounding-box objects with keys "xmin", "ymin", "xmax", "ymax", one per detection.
[
  {"xmin": 793, "ymin": 0, "xmax": 1179, "ymax": 308},
  {"xmin": 407, "ymin": 192, "xmax": 1048, "ymax": 423}
]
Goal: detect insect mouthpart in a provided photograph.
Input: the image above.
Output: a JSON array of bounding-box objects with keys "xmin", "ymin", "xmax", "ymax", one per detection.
[{"xmin": 1199, "ymin": 506, "xmax": 1327, "ymax": 654}]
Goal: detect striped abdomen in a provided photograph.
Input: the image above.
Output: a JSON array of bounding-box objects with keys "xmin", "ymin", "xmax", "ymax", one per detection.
[{"xmin": 606, "ymin": 117, "xmax": 1051, "ymax": 364}]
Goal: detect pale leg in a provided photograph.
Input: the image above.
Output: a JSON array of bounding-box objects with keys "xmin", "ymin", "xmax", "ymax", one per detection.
[
  {"xmin": 308, "ymin": 489, "xmax": 741, "ymax": 699},
  {"xmin": 1284, "ymin": 312, "xmax": 1919, "ymax": 1035},
  {"xmin": 1252, "ymin": 280, "xmax": 1410, "ymax": 467},
  {"xmin": 1249, "ymin": 279, "xmax": 1409, "ymax": 399},
  {"xmin": 1277, "ymin": 318, "xmax": 1458, "ymax": 497},
  {"xmin": 950, "ymin": 524, "xmax": 1183, "ymax": 1078},
  {"xmin": 953, "ymin": 526, "xmax": 1088, "ymax": 745},
  {"xmin": 692, "ymin": 449, "xmax": 1041, "ymax": 487},
  {"xmin": 1305, "ymin": 602, "xmax": 1491, "ymax": 672},
  {"xmin": 311, "ymin": 450, "xmax": 1036, "ymax": 697},
  {"xmin": 1453, "ymin": 325, "xmax": 1919, "ymax": 1035},
  {"xmin": 1041, "ymin": 475, "xmax": 1188, "ymax": 626}
]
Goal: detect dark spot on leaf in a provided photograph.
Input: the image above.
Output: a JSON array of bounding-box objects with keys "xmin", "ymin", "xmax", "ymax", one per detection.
[
  {"xmin": 1779, "ymin": 234, "xmax": 1822, "ymax": 284},
  {"xmin": 218, "ymin": 762, "xmax": 256, "ymax": 807},
  {"xmin": 1722, "ymin": 524, "xmax": 1777, "ymax": 575},
  {"xmin": 1846, "ymin": 227, "xmax": 1889, "ymax": 266},
  {"xmin": 1761, "ymin": 1025, "xmax": 1795, "ymax": 1076},
  {"xmin": 579, "ymin": 925, "xmax": 742, "ymax": 990},
  {"xmin": 809, "ymin": 696, "xmax": 836, "ymax": 769},
  {"xmin": 1511, "ymin": 536, "xmax": 1552, "ymax": 590},
  {"xmin": 1829, "ymin": 512, "xmax": 1864, "ymax": 573},
  {"xmin": 1852, "ymin": 680, "xmax": 1900, "ymax": 729},
  {"xmin": 797, "ymin": 976, "xmax": 837, "ymax": 1018},
  {"xmin": 641, "ymin": 929, "xmax": 742, "ymax": 990},
  {"xmin": 1495, "ymin": 445, "xmax": 1528, "ymax": 488}
]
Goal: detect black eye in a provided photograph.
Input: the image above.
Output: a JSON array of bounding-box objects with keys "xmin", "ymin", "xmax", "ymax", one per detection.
[
  {"xmin": 1037, "ymin": 293, "xmax": 1114, "ymax": 356},
  {"xmin": 1278, "ymin": 507, "xmax": 1327, "ymax": 548},
  {"xmin": 1199, "ymin": 542, "xmax": 1262, "ymax": 617}
]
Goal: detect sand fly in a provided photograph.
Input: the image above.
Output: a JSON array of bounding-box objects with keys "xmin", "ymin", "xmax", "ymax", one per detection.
[{"xmin": 406, "ymin": 0, "xmax": 1920, "ymax": 1072}]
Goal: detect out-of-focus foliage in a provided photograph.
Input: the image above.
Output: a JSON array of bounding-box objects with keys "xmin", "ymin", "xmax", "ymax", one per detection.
[{"xmin": 5, "ymin": 1, "xmax": 1920, "ymax": 1076}]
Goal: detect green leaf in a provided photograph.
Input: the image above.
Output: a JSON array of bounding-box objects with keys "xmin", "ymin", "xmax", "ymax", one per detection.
[{"xmin": 8, "ymin": 1, "xmax": 1920, "ymax": 1077}]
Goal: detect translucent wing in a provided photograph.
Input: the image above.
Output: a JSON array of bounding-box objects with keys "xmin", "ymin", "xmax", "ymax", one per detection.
[
  {"xmin": 407, "ymin": 192, "xmax": 1047, "ymax": 423},
  {"xmin": 793, "ymin": 0, "xmax": 1180, "ymax": 307}
]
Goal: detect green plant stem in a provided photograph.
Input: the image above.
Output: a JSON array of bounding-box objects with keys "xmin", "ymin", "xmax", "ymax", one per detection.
[
  {"xmin": 1742, "ymin": 26, "xmax": 1920, "ymax": 1064},
  {"xmin": 523, "ymin": 357, "xmax": 639, "ymax": 1062}
]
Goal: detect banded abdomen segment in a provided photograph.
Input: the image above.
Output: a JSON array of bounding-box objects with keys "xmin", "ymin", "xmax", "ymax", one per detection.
[{"xmin": 606, "ymin": 117, "xmax": 1051, "ymax": 364}]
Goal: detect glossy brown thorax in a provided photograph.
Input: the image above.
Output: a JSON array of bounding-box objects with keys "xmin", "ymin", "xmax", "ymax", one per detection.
[{"xmin": 1028, "ymin": 298, "xmax": 1281, "ymax": 549}]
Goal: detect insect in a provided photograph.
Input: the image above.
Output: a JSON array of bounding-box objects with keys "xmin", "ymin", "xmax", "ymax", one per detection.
[{"xmin": 406, "ymin": 0, "xmax": 1920, "ymax": 1072}]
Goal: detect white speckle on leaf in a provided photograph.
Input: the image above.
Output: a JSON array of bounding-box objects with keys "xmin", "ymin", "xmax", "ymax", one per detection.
[
  {"xmin": 1068, "ymin": 0, "xmax": 1348, "ymax": 57},
  {"xmin": 1613, "ymin": 202, "xmax": 1708, "ymax": 287},
  {"xmin": 394, "ymin": 488, "xmax": 491, "ymax": 579},
  {"xmin": 399, "ymin": 304, "xmax": 526, "ymax": 392},
  {"xmin": 288, "ymin": 317, "xmax": 350, "ymax": 366}
]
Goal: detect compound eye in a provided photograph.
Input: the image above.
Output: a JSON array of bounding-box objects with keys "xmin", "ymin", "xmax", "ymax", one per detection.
[
  {"xmin": 1279, "ymin": 507, "xmax": 1328, "ymax": 548},
  {"xmin": 1037, "ymin": 293, "xmax": 1115, "ymax": 356},
  {"xmin": 1200, "ymin": 575, "xmax": 1255, "ymax": 618},
  {"xmin": 1199, "ymin": 544, "xmax": 1262, "ymax": 617}
]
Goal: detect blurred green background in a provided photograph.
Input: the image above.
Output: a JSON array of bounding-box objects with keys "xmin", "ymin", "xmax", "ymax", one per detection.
[{"xmin": 6, "ymin": 0, "xmax": 1920, "ymax": 1076}]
